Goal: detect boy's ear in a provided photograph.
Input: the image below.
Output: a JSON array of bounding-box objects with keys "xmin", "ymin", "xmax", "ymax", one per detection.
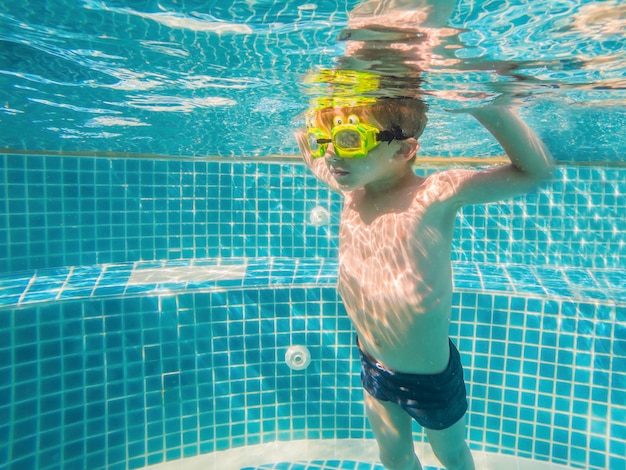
[{"xmin": 396, "ymin": 138, "xmax": 419, "ymax": 161}]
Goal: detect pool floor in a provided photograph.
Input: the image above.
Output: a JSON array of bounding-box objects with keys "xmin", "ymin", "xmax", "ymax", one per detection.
[
  {"xmin": 241, "ymin": 462, "xmax": 421, "ymax": 469},
  {"xmin": 144, "ymin": 440, "xmax": 576, "ymax": 470}
]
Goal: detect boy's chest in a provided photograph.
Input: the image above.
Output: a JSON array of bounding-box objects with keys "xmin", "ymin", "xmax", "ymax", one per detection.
[
  {"xmin": 337, "ymin": 198, "xmax": 455, "ymax": 315},
  {"xmin": 339, "ymin": 197, "xmax": 443, "ymax": 260},
  {"xmin": 340, "ymin": 209, "xmax": 412, "ymax": 249},
  {"xmin": 338, "ymin": 188, "xmax": 459, "ymax": 277}
]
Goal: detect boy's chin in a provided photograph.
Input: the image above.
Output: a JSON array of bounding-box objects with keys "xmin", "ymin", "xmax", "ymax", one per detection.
[{"xmin": 334, "ymin": 178, "xmax": 360, "ymax": 191}]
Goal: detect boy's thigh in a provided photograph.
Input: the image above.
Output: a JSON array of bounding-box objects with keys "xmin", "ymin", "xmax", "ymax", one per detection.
[
  {"xmin": 425, "ymin": 416, "xmax": 475, "ymax": 469},
  {"xmin": 363, "ymin": 392, "xmax": 414, "ymax": 449},
  {"xmin": 424, "ymin": 416, "xmax": 468, "ymax": 454}
]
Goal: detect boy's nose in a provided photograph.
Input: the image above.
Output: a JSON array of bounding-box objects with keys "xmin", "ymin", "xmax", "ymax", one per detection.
[{"xmin": 325, "ymin": 143, "xmax": 339, "ymax": 159}]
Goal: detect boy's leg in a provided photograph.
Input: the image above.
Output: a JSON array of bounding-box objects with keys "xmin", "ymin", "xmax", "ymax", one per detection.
[
  {"xmin": 363, "ymin": 392, "xmax": 423, "ymax": 470},
  {"xmin": 424, "ymin": 417, "xmax": 475, "ymax": 470}
]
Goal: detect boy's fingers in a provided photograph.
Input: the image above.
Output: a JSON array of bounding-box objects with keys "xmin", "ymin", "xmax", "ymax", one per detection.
[{"xmin": 295, "ymin": 131, "xmax": 312, "ymax": 157}]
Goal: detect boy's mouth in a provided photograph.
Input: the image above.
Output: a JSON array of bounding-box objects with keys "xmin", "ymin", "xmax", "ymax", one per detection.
[{"xmin": 330, "ymin": 168, "xmax": 350, "ymax": 178}]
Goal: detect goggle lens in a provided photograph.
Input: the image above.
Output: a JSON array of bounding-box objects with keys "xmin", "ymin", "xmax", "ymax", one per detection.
[
  {"xmin": 334, "ymin": 129, "xmax": 362, "ymax": 150},
  {"xmin": 306, "ymin": 128, "xmax": 329, "ymax": 158},
  {"xmin": 308, "ymin": 133, "xmax": 321, "ymax": 152}
]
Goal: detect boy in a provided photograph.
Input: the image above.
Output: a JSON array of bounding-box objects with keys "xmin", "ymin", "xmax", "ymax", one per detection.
[{"xmin": 295, "ymin": 97, "xmax": 552, "ymax": 470}]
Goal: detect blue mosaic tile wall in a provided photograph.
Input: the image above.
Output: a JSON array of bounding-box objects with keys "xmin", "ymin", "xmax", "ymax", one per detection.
[
  {"xmin": 1, "ymin": 152, "xmax": 625, "ymax": 470},
  {"xmin": 0, "ymin": 155, "xmax": 341, "ymax": 272},
  {"xmin": 1, "ymin": 153, "xmax": 625, "ymax": 274},
  {"xmin": 2, "ymin": 286, "xmax": 624, "ymax": 470}
]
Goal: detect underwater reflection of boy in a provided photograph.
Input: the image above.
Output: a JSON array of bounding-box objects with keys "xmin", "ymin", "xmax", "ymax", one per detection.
[{"xmin": 296, "ymin": 98, "xmax": 553, "ymax": 470}]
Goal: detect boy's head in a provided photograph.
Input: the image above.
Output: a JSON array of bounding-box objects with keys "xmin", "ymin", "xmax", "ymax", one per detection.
[
  {"xmin": 301, "ymin": 97, "xmax": 428, "ymax": 191},
  {"xmin": 305, "ymin": 97, "xmax": 428, "ymax": 164}
]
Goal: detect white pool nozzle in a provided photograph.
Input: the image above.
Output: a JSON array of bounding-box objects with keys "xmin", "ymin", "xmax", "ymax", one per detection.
[
  {"xmin": 309, "ymin": 206, "xmax": 330, "ymax": 226},
  {"xmin": 285, "ymin": 345, "xmax": 311, "ymax": 370}
]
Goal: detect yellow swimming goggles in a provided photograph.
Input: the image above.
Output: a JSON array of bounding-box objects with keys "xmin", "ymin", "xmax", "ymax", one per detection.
[{"xmin": 306, "ymin": 115, "xmax": 409, "ymax": 159}]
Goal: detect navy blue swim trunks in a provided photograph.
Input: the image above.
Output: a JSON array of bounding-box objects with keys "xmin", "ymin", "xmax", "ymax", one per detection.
[{"xmin": 358, "ymin": 339, "xmax": 468, "ymax": 431}]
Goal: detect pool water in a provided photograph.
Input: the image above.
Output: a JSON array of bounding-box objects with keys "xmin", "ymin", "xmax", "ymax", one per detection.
[
  {"xmin": 0, "ymin": 0, "xmax": 624, "ymax": 160},
  {"xmin": 1, "ymin": 1, "xmax": 625, "ymax": 470}
]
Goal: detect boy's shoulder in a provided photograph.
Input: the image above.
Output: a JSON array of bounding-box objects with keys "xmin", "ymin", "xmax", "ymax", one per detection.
[
  {"xmin": 419, "ymin": 168, "xmax": 475, "ymax": 198},
  {"xmin": 427, "ymin": 167, "xmax": 474, "ymax": 181}
]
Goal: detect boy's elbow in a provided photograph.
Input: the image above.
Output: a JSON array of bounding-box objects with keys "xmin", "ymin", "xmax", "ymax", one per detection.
[
  {"xmin": 542, "ymin": 162, "xmax": 555, "ymax": 182},
  {"xmin": 508, "ymin": 153, "xmax": 552, "ymax": 191},
  {"xmin": 521, "ymin": 144, "xmax": 554, "ymax": 184},
  {"xmin": 533, "ymin": 159, "xmax": 554, "ymax": 182},
  {"xmin": 537, "ymin": 150, "xmax": 555, "ymax": 181},
  {"xmin": 521, "ymin": 159, "xmax": 553, "ymax": 189}
]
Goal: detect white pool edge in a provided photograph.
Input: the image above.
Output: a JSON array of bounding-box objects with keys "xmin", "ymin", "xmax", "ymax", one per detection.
[{"xmin": 143, "ymin": 439, "xmax": 576, "ymax": 470}]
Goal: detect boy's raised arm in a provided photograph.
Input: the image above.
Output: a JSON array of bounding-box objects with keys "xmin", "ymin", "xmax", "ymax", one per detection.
[
  {"xmin": 348, "ymin": 0, "xmax": 457, "ymax": 28},
  {"xmin": 451, "ymin": 105, "xmax": 554, "ymax": 207},
  {"xmin": 472, "ymin": 105, "xmax": 553, "ymax": 180}
]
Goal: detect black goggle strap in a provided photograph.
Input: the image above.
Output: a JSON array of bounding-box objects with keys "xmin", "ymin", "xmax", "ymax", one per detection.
[{"xmin": 376, "ymin": 125, "xmax": 410, "ymax": 144}]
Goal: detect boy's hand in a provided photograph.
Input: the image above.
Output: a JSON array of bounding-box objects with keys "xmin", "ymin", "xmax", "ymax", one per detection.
[
  {"xmin": 295, "ymin": 130, "xmax": 313, "ymax": 162},
  {"xmin": 294, "ymin": 130, "xmax": 345, "ymax": 194}
]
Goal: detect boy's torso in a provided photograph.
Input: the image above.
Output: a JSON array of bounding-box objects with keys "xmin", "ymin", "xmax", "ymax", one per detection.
[{"xmin": 338, "ymin": 172, "xmax": 460, "ymax": 375}]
